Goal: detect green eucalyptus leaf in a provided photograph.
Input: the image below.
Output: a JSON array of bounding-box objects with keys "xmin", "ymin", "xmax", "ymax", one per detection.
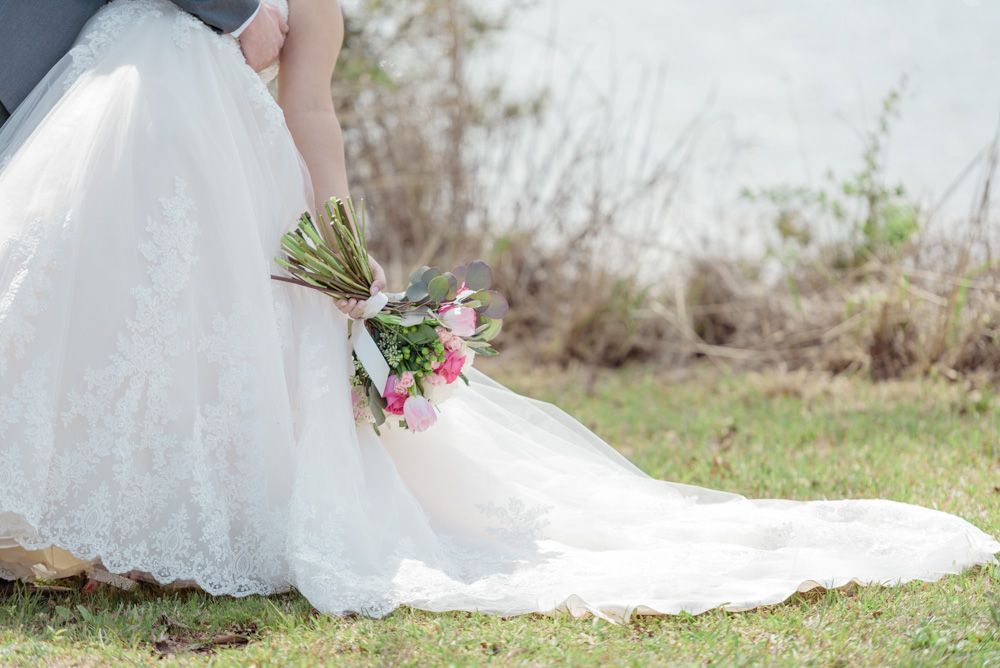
[
  {"xmin": 398, "ymin": 312, "xmax": 428, "ymax": 327},
  {"xmin": 410, "ymin": 266, "xmax": 431, "ymax": 285},
  {"xmin": 470, "ymin": 290, "xmax": 492, "ymax": 313},
  {"xmin": 481, "ymin": 291, "xmax": 509, "ymax": 319},
  {"xmin": 451, "ymin": 265, "xmax": 467, "ymax": 286},
  {"xmin": 479, "ymin": 317, "xmax": 503, "ymax": 341},
  {"xmin": 368, "ymin": 381, "xmax": 387, "ymax": 427},
  {"xmin": 465, "ymin": 260, "xmax": 492, "ymax": 291},
  {"xmin": 406, "ymin": 283, "xmax": 430, "ymax": 302},
  {"xmin": 421, "ymin": 267, "xmax": 443, "ymax": 284},
  {"xmin": 444, "ymin": 272, "xmax": 459, "ymax": 296},
  {"xmin": 428, "ymin": 275, "xmax": 450, "ymax": 302}
]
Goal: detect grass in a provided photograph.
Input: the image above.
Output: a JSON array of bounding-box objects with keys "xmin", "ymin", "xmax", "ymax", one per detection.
[{"xmin": 1, "ymin": 363, "xmax": 998, "ymax": 666}]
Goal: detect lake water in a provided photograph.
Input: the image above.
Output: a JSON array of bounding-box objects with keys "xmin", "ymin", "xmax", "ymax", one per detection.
[{"xmin": 475, "ymin": 0, "xmax": 1000, "ymax": 256}]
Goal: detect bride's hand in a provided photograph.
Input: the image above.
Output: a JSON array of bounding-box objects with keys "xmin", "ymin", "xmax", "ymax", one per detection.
[{"xmin": 336, "ymin": 256, "xmax": 387, "ymax": 319}]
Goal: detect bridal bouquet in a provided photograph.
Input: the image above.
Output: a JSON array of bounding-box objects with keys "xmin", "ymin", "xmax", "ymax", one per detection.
[{"xmin": 273, "ymin": 198, "xmax": 507, "ymax": 433}]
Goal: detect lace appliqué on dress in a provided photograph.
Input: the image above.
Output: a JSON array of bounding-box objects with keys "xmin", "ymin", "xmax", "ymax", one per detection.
[
  {"xmin": 58, "ymin": 179, "xmax": 199, "ymax": 509},
  {"xmin": 476, "ymin": 497, "xmax": 552, "ymax": 545},
  {"xmin": 172, "ymin": 11, "xmax": 201, "ymax": 49},
  {"xmin": 64, "ymin": 0, "xmax": 165, "ymax": 90},
  {"xmin": 245, "ymin": 81, "xmax": 285, "ymax": 145},
  {"xmin": 0, "ymin": 215, "xmax": 73, "ymax": 377}
]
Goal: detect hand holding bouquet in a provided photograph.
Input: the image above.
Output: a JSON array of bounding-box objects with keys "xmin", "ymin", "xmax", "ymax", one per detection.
[{"xmin": 273, "ymin": 198, "xmax": 507, "ymax": 433}]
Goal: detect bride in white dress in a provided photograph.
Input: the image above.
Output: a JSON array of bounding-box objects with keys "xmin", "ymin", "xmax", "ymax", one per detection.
[{"xmin": 0, "ymin": 0, "xmax": 996, "ymax": 621}]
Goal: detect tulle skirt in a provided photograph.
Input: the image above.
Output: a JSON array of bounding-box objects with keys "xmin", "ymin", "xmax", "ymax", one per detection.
[{"xmin": 0, "ymin": 0, "xmax": 996, "ymax": 621}]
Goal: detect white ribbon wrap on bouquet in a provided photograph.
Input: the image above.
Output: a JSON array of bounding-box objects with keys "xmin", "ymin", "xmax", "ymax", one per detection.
[{"xmin": 351, "ymin": 292, "xmax": 391, "ymax": 397}]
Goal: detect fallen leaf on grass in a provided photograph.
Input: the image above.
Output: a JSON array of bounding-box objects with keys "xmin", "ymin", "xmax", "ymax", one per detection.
[
  {"xmin": 154, "ymin": 631, "xmax": 192, "ymax": 655},
  {"xmin": 712, "ymin": 456, "xmax": 732, "ymax": 473},
  {"xmin": 211, "ymin": 634, "xmax": 250, "ymax": 646},
  {"xmin": 479, "ymin": 641, "xmax": 501, "ymax": 655}
]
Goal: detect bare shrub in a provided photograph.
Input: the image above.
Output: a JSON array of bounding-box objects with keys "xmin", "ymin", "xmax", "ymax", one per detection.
[{"xmin": 330, "ymin": 5, "xmax": 1000, "ymax": 381}]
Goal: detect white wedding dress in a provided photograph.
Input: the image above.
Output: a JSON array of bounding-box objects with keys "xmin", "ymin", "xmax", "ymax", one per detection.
[{"xmin": 0, "ymin": 0, "xmax": 996, "ymax": 621}]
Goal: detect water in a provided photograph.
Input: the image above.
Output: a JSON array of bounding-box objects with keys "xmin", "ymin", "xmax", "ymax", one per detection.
[{"xmin": 477, "ymin": 0, "xmax": 1000, "ymax": 256}]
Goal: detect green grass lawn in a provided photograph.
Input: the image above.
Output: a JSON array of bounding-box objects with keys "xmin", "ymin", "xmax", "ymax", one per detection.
[{"xmin": 2, "ymin": 364, "xmax": 998, "ymax": 666}]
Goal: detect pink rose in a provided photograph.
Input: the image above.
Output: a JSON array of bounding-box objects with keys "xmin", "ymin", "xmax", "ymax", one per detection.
[
  {"xmin": 393, "ymin": 370, "xmax": 415, "ymax": 395},
  {"xmin": 445, "ymin": 336, "xmax": 464, "ymax": 352},
  {"xmin": 425, "ymin": 373, "xmax": 447, "ymax": 387},
  {"xmin": 437, "ymin": 349, "xmax": 466, "ymax": 384},
  {"xmin": 440, "ymin": 307, "xmax": 477, "ymax": 338},
  {"xmin": 435, "ymin": 326, "xmax": 453, "ymax": 344},
  {"xmin": 385, "ymin": 393, "xmax": 407, "ymax": 416},
  {"xmin": 383, "ymin": 375, "xmax": 408, "ymax": 416},
  {"xmin": 403, "ymin": 395, "xmax": 437, "ymax": 432}
]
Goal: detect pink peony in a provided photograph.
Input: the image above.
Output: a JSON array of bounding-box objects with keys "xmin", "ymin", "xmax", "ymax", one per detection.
[
  {"xmin": 437, "ymin": 349, "xmax": 466, "ymax": 384},
  {"xmin": 403, "ymin": 395, "xmax": 437, "ymax": 432},
  {"xmin": 440, "ymin": 307, "xmax": 477, "ymax": 338}
]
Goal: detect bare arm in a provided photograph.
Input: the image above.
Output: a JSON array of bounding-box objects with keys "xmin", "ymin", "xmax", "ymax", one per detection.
[
  {"xmin": 278, "ymin": 0, "xmax": 350, "ymax": 210},
  {"xmin": 279, "ymin": 0, "xmax": 385, "ymax": 314}
]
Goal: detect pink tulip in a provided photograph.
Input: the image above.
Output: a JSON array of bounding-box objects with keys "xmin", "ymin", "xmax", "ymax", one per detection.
[
  {"xmin": 440, "ymin": 306, "xmax": 477, "ymax": 338},
  {"xmin": 403, "ymin": 395, "xmax": 437, "ymax": 432}
]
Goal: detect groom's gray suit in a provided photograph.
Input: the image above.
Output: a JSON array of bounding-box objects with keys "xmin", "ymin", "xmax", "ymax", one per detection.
[{"xmin": 0, "ymin": 0, "xmax": 259, "ymax": 128}]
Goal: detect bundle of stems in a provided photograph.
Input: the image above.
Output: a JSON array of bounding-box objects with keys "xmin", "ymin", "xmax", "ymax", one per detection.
[{"xmin": 273, "ymin": 197, "xmax": 377, "ymax": 303}]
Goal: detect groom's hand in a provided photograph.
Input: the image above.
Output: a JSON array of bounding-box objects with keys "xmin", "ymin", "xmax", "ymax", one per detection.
[
  {"xmin": 239, "ymin": 3, "xmax": 289, "ymax": 73},
  {"xmin": 336, "ymin": 257, "xmax": 388, "ymax": 320}
]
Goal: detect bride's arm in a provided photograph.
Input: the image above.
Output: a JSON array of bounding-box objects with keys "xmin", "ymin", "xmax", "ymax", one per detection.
[
  {"xmin": 278, "ymin": 0, "xmax": 349, "ymax": 210},
  {"xmin": 278, "ymin": 0, "xmax": 385, "ymax": 314}
]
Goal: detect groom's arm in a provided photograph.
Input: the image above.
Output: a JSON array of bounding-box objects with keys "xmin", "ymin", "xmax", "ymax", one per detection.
[
  {"xmin": 171, "ymin": 0, "xmax": 260, "ymax": 35},
  {"xmin": 172, "ymin": 1, "xmax": 289, "ymax": 72}
]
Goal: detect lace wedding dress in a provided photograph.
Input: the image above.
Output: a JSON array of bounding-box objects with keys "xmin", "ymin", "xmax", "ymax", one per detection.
[{"xmin": 0, "ymin": 0, "xmax": 996, "ymax": 621}]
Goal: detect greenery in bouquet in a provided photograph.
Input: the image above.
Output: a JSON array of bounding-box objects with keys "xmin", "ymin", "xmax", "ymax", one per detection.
[{"xmin": 273, "ymin": 197, "xmax": 508, "ymax": 433}]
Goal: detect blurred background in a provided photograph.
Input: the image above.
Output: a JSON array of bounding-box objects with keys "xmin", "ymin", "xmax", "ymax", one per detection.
[{"xmin": 333, "ymin": 0, "xmax": 1000, "ymax": 381}]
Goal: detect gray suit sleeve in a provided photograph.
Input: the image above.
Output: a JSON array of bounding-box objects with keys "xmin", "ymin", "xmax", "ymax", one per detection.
[{"xmin": 171, "ymin": 0, "xmax": 261, "ymax": 35}]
